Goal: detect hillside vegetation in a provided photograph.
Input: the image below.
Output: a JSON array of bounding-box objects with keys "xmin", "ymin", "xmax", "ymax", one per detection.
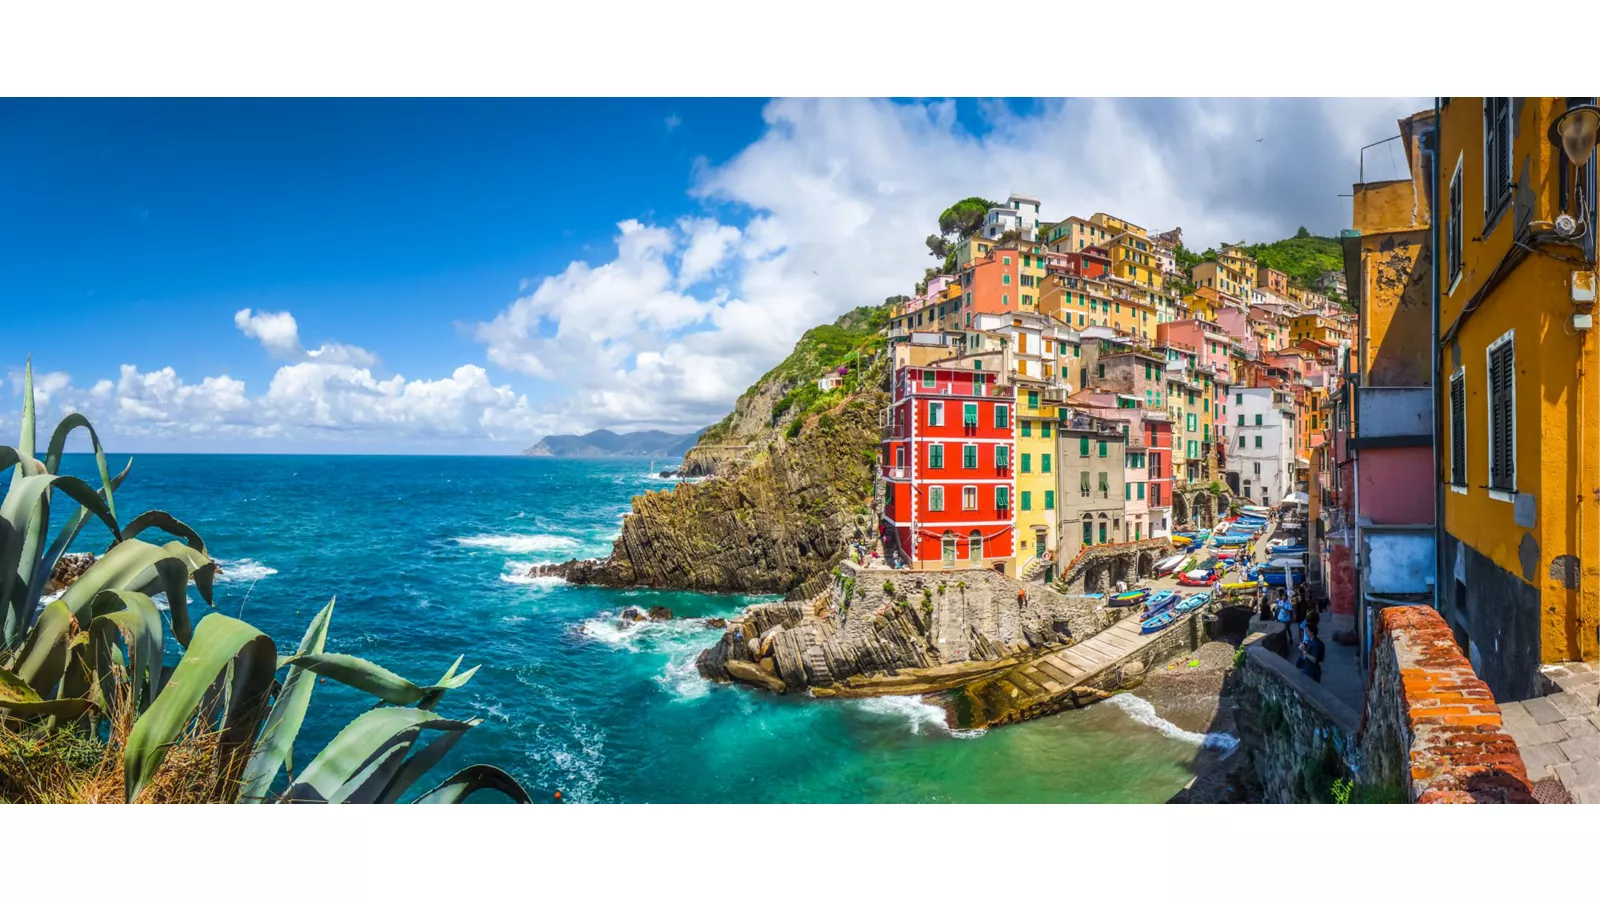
[{"xmin": 1175, "ymin": 227, "xmax": 1349, "ymax": 309}]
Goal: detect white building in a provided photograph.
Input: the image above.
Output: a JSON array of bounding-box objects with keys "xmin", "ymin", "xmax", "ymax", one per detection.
[
  {"xmin": 983, "ymin": 193, "xmax": 1043, "ymax": 242},
  {"xmin": 1225, "ymin": 387, "xmax": 1296, "ymax": 507},
  {"xmin": 967, "ymin": 311, "xmax": 1078, "ymax": 388}
]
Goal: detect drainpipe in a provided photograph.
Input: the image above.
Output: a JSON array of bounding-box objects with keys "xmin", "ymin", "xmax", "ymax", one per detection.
[{"xmin": 1429, "ymin": 97, "xmax": 1444, "ymax": 612}]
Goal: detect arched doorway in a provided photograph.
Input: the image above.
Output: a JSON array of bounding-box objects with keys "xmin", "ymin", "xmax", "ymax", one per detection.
[
  {"xmin": 968, "ymin": 529, "xmax": 984, "ymax": 563},
  {"xmin": 1172, "ymin": 492, "xmax": 1189, "ymax": 528},
  {"xmin": 1225, "ymin": 471, "xmax": 1241, "ymax": 494},
  {"xmin": 1112, "ymin": 554, "xmax": 1132, "ymax": 587},
  {"xmin": 941, "ymin": 531, "xmax": 957, "ymax": 568},
  {"xmin": 1032, "ymin": 526, "xmax": 1048, "ymax": 559},
  {"xmin": 1194, "ymin": 492, "xmax": 1213, "ymax": 527},
  {"xmin": 1137, "ymin": 551, "xmax": 1154, "ymax": 578}
]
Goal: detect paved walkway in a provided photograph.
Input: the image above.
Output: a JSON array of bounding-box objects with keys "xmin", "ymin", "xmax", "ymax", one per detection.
[{"xmin": 1500, "ymin": 663, "xmax": 1600, "ymax": 803}]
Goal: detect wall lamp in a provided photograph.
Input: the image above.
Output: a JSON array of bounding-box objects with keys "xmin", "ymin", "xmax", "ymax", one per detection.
[{"xmin": 1550, "ymin": 103, "xmax": 1600, "ymax": 169}]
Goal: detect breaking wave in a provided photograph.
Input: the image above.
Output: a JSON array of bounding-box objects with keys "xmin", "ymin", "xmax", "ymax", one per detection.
[
  {"xmin": 855, "ymin": 695, "xmax": 986, "ymax": 739},
  {"xmin": 454, "ymin": 533, "xmax": 580, "ymax": 555},
  {"xmin": 1106, "ymin": 693, "xmax": 1240, "ymax": 755},
  {"xmin": 215, "ymin": 558, "xmax": 278, "ymax": 584}
]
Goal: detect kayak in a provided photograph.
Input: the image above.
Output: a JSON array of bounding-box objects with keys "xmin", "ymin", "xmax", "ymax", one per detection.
[
  {"xmin": 1140, "ymin": 609, "xmax": 1178, "ymax": 634},
  {"xmin": 1262, "ymin": 569, "xmax": 1307, "ymax": 587},
  {"xmin": 1107, "ymin": 588, "xmax": 1150, "ymax": 607},
  {"xmin": 1268, "ymin": 545, "xmax": 1307, "ymax": 555},
  {"xmin": 1175, "ymin": 591, "xmax": 1210, "ymax": 614},
  {"xmin": 1170, "ymin": 535, "xmax": 1193, "ymax": 547},
  {"xmin": 1242, "ymin": 505, "xmax": 1271, "ymax": 514},
  {"xmin": 1220, "ymin": 580, "xmax": 1262, "ymax": 592}
]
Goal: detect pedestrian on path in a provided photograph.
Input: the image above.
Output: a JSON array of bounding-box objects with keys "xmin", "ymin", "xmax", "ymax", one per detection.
[{"xmin": 1297, "ymin": 623, "xmax": 1325, "ymax": 683}]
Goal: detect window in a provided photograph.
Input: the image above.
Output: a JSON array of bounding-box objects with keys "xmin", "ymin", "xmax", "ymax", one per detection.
[
  {"xmin": 995, "ymin": 486, "xmax": 1010, "ymax": 510},
  {"xmin": 963, "ymin": 403, "xmax": 978, "ymax": 427},
  {"xmin": 1020, "ymin": 421, "xmax": 1032, "ymax": 438},
  {"xmin": 1237, "ymin": 413, "xmax": 1245, "ymax": 426},
  {"xmin": 995, "ymin": 445, "xmax": 1010, "ymax": 470},
  {"xmin": 928, "ymin": 402, "xmax": 944, "ymax": 427},
  {"xmin": 969, "ymin": 530, "xmax": 984, "ymax": 561},
  {"xmin": 1483, "ymin": 98, "xmax": 1513, "ymax": 221},
  {"xmin": 929, "ymin": 486, "xmax": 945, "ymax": 511},
  {"xmin": 1448, "ymin": 156, "xmax": 1463, "ymax": 287},
  {"xmin": 1021, "ymin": 491, "xmax": 1032, "ymax": 511},
  {"xmin": 962, "ymin": 486, "xmax": 978, "ymax": 510},
  {"xmin": 1450, "ymin": 367, "xmax": 1467, "ymax": 487},
  {"xmin": 963, "ymin": 444, "xmax": 978, "ymax": 469},
  {"xmin": 1080, "ymin": 472, "xmax": 1091, "ymax": 496},
  {"xmin": 1040, "ymin": 421, "xmax": 1051, "ymax": 438},
  {"xmin": 1028, "ymin": 391, "xmax": 1039, "ymax": 410},
  {"xmin": 1041, "ymin": 453, "xmax": 1052, "ymax": 474},
  {"xmin": 1137, "ymin": 482, "xmax": 1145, "ymax": 500},
  {"xmin": 995, "ymin": 405, "xmax": 1009, "ymax": 428},
  {"xmin": 1098, "ymin": 440, "xmax": 1107, "ymax": 457},
  {"xmin": 1098, "ymin": 472, "xmax": 1109, "ymax": 496},
  {"xmin": 1235, "ymin": 393, "xmax": 1243, "ymax": 405},
  {"xmin": 1082, "ymin": 517, "xmax": 1093, "ymax": 546},
  {"xmin": 1125, "ymin": 483, "xmax": 1131, "ymax": 500},
  {"xmin": 1253, "ymin": 461, "xmax": 1261, "ymax": 475},
  {"xmin": 1099, "ymin": 521, "xmax": 1108, "ymax": 544},
  {"xmin": 1002, "ymin": 274, "xmax": 1011, "ymax": 285},
  {"xmin": 1044, "ymin": 490, "xmax": 1055, "ymax": 510},
  {"xmin": 1080, "ymin": 437, "xmax": 1090, "ymax": 457},
  {"xmin": 922, "ymin": 369, "xmax": 936, "ymax": 388},
  {"xmin": 1488, "ymin": 331, "xmax": 1516, "ymax": 493},
  {"xmin": 1239, "ymin": 435, "xmax": 1246, "ymax": 448},
  {"xmin": 1255, "ymin": 435, "xmax": 1263, "ymax": 448},
  {"xmin": 1255, "ymin": 414, "xmax": 1263, "ymax": 427},
  {"xmin": 929, "ymin": 445, "xmax": 944, "ymax": 469}
]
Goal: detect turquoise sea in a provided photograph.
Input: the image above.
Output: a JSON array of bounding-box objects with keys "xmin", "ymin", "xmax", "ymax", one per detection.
[{"xmin": 58, "ymin": 454, "xmax": 1214, "ymax": 803}]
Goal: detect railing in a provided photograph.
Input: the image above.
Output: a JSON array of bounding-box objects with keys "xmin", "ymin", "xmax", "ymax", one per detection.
[
  {"xmin": 897, "ymin": 374, "xmax": 1015, "ymax": 398},
  {"xmin": 880, "ymin": 465, "xmax": 909, "ymax": 480}
]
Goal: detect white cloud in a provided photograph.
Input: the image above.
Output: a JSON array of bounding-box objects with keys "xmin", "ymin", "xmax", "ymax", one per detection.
[
  {"xmin": 234, "ymin": 307, "xmax": 380, "ymax": 367},
  {"xmin": 472, "ymin": 97, "xmax": 1421, "ymax": 436}
]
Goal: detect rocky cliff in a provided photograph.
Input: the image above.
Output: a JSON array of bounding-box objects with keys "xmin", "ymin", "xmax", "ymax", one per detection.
[{"xmin": 530, "ymin": 305, "xmax": 890, "ymax": 594}]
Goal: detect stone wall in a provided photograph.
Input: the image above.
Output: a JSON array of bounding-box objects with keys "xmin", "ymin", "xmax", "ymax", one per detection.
[
  {"xmin": 1056, "ymin": 537, "xmax": 1175, "ymax": 593},
  {"xmin": 1237, "ymin": 604, "xmax": 1536, "ymax": 804},
  {"xmin": 1359, "ymin": 605, "xmax": 1535, "ymax": 803},
  {"xmin": 1235, "ymin": 635, "xmax": 1362, "ymax": 803}
]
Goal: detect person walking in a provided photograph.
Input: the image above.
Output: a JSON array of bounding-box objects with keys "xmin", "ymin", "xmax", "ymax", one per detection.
[{"xmin": 1296, "ymin": 623, "xmax": 1326, "ymax": 683}]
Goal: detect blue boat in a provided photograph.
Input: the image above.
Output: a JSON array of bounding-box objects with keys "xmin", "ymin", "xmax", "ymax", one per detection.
[
  {"xmin": 1174, "ymin": 590, "xmax": 1211, "ymax": 614},
  {"xmin": 1140, "ymin": 590, "xmax": 1179, "ymax": 620},
  {"xmin": 1268, "ymin": 545, "xmax": 1307, "ymax": 555},
  {"xmin": 1262, "ymin": 569, "xmax": 1306, "ymax": 587},
  {"xmin": 1140, "ymin": 609, "xmax": 1179, "ymax": 634},
  {"xmin": 1106, "ymin": 587, "xmax": 1150, "ymax": 608}
]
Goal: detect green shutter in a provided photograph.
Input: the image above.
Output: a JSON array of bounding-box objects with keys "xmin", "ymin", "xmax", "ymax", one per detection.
[
  {"xmin": 1021, "ymin": 453, "xmax": 1031, "ymax": 473},
  {"xmin": 1042, "ymin": 454, "xmax": 1052, "ymax": 474},
  {"xmin": 1021, "ymin": 421, "xmax": 1032, "ymax": 437},
  {"xmin": 1080, "ymin": 436, "xmax": 1090, "ymax": 456},
  {"xmin": 1021, "ymin": 491, "xmax": 1032, "ymax": 511}
]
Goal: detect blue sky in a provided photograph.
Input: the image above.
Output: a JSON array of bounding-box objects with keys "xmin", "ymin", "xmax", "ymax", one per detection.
[{"xmin": 1, "ymin": 97, "xmax": 1422, "ymax": 453}]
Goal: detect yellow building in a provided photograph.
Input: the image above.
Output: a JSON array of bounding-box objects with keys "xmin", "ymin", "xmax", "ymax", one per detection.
[
  {"xmin": 1289, "ymin": 313, "xmax": 1345, "ymax": 344},
  {"xmin": 1043, "ymin": 215, "xmax": 1119, "ymax": 253},
  {"xmin": 1436, "ymin": 97, "xmax": 1600, "ymax": 698},
  {"xmin": 1217, "ymin": 245, "xmax": 1258, "ymax": 288},
  {"xmin": 1015, "ymin": 380, "xmax": 1065, "ymax": 574},
  {"xmin": 1089, "ymin": 212, "xmax": 1146, "ymax": 239},
  {"xmin": 1104, "ymin": 232, "xmax": 1166, "ymax": 292},
  {"xmin": 1193, "ymin": 259, "xmax": 1253, "ymax": 301}
]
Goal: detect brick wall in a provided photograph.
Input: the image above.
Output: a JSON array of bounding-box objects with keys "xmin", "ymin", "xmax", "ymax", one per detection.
[{"xmin": 1359, "ymin": 605, "xmax": 1535, "ymax": 803}]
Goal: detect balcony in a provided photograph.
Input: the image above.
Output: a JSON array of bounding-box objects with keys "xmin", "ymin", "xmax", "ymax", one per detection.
[
  {"xmin": 880, "ymin": 465, "xmax": 910, "ymax": 480},
  {"xmin": 897, "ymin": 373, "xmax": 1015, "ymax": 399}
]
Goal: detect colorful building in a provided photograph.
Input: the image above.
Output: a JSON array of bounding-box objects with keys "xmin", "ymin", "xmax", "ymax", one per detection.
[
  {"xmin": 1434, "ymin": 97, "xmax": 1600, "ymax": 699},
  {"xmin": 1057, "ymin": 409, "xmax": 1128, "ymax": 562},
  {"xmin": 1014, "ymin": 378, "xmax": 1066, "ymax": 576},
  {"xmin": 881, "ymin": 365, "xmax": 1017, "ymax": 573}
]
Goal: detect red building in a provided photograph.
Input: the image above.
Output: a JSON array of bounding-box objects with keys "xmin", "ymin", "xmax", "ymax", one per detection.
[
  {"xmin": 1144, "ymin": 414, "xmax": 1175, "ymax": 536},
  {"xmin": 881, "ymin": 365, "xmax": 1016, "ymax": 572}
]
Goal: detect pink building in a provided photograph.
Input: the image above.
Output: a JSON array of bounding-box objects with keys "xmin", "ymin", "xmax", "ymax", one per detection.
[{"xmin": 1157, "ymin": 318, "xmax": 1231, "ymax": 376}]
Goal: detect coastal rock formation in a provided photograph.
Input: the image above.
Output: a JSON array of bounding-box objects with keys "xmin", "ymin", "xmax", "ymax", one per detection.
[
  {"xmin": 45, "ymin": 552, "xmax": 96, "ymax": 594},
  {"xmin": 528, "ymin": 389, "xmax": 883, "ymax": 594},
  {"xmin": 695, "ymin": 566, "xmax": 1113, "ymax": 696}
]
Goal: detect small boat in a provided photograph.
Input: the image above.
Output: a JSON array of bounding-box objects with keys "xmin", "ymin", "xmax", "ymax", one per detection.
[
  {"xmin": 1262, "ymin": 569, "xmax": 1306, "ymax": 587},
  {"xmin": 1140, "ymin": 609, "xmax": 1179, "ymax": 634},
  {"xmin": 1170, "ymin": 535, "xmax": 1193, "ymax": 547},
  {"xmin": 1242, "ymin": 505, "xmax": 1271, "ymax": 515},
  {"xmin": 1141, "ymin": 590, "xmax": 1179, "ymax": 619},
  {"xmin": 1175, "ymin": 591, "xmax": 1210, "ymax": 614},
  {"xmin": 1268, "ymin": 544, "xmax": 1307, "ymax": 555},
  {"xmin": 1220, "ymin": 580, "xmax": 1262, "ymax": 592},
  {"xmin": 1106, "ymin": 587, "xmax": 1151, "ymax": 608},
  {"xmin": 1154, "ymin": 553, "xmax": 1187, "ymax": 576}
]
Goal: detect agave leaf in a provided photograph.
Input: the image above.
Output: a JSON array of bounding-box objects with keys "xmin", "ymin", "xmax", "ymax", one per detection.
[
  {"xmin": 414, "ymin": 764, "xmax": 532, "ymax": 804},
  {"xmin": 283, "ymin": 653, "xmax": 479, "ymax": 707},
  {"xmin": 151, "ymin": 556, "xmax": 198, "ymax": 647},
  {"xmin": 122, "ymin": 511, "xmax": 205, "ymax": 556},
  {"xmin": 9, "ymin": 361, "xmax": 34, "ymax": 491},
  {"xmin": 37, "ymin": 456, "xmax": 132, "ymax": 606},
  {"xmin": 1, "ymin": 472, "xmax": 122, "ymax": 643},
  {"xmin": 417, "ymin": 655, "xmax": 465, "ymax": 711},
  {"xmin": 123, "ymin": 613, "xmax": 276, "ymax": 803},
  {"xmin": 0, "ymin": 666, "xmax": 95, "ymax": 719},
  {"xmin": 43, "ymin": 412, "xmax": 117, "ymax": 521},
  {"xmin": 238, "ymin": 598, "xmax": 335, "ymax": 803},
  {"xmin": 373, "ymin": 723, "xmax": 471, "ymax": 802},
  {"xmin": 89, "ymin": 590, "xmax": 164, "ymax": 713},
  {"xmin": 328, "ymin": 737, "xmax": 418, "ymax": 804},
  {"xmin": 9, "ymin": 600, "xmax": 74, "ymax": 694},
  {"xmin": 282, "ymin": 707, "xmax": 472, "ymax": 804}
]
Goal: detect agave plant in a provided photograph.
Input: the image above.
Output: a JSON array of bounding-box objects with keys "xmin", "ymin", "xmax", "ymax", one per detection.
[{"xmin": 0, "ymin": 362, "xmax": 529, "ymax": 803}]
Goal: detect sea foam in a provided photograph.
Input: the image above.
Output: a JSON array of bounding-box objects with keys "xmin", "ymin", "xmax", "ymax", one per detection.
[
  {"xmin": 455, "ymin": 534, "xmax": 580, "ymax": 555},
  {"xmin": 1106, "ymin": 693, "xmax": 1240, "ymax": 755},
  {"xmin": 215, "ymin": 558, "xmax": 278, "ymax": 584},
  {"xmin": 856, "ymin": 695, "xmax": 986, "ymax": 739}
]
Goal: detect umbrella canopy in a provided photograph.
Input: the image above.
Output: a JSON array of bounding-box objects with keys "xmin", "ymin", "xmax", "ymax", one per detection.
[{"xmin": 1279, "ymin": 491, "xmax": 1309, "ymax": 506}]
